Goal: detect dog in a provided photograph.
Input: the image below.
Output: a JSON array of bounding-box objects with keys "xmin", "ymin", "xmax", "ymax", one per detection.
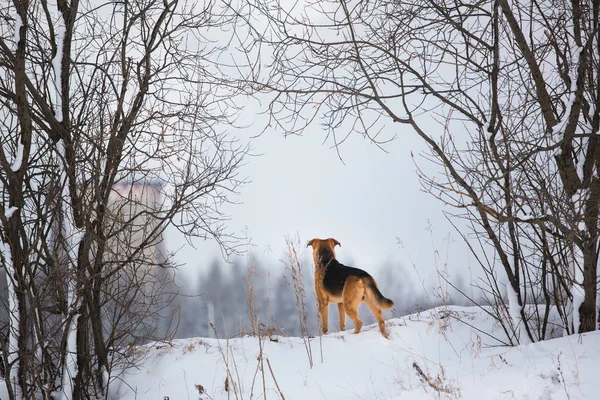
[{"xmin": 307, "ymin": 238, "xmax": 393, "ymax": 338}]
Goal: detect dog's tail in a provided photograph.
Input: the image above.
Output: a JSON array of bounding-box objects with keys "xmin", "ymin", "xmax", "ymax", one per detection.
[{"xmin": 365, "ymin": 278, "xmax": 394, "ymax": 309}]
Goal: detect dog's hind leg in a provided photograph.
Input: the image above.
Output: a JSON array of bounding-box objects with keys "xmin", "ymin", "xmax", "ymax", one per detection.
[
  {"xmin": 366, "ymin": 297, "xmax": 388, "ymax": 338},
  {"xmin": 337, "ymin": 303, "xmax": 346, "ymax": 331},
  {"xmin": 343, "ymin": 277, "xmax": 364, "ymax": 334}
]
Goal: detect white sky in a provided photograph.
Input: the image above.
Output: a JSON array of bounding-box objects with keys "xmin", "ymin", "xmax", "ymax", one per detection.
[
  {"xmin": 164, "ymin": 0, "xmax": 475, "ymax": 292},
  {"xmin": 167, "ymin": 108, "xmax": 472, "ymax": 292}
]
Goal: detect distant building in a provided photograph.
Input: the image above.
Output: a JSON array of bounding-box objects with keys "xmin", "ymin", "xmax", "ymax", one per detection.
[
  {"xmin": 105, "ymin": 181, "xmax": 174, "ymax": 341},
  {"xmin": 108, "ymin": 181, "xmax": 165, "ymax": 270}
]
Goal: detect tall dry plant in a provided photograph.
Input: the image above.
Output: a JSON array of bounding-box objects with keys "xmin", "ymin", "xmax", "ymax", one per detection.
[{"xmin": 282, "ymin": 234, "xmax": 319, "ymax": 368}]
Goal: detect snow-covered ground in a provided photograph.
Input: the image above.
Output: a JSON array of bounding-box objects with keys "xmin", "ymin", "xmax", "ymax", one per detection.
[{"xmin": 110, "ymin": 306, "xmax": 599, "ymax": 399}]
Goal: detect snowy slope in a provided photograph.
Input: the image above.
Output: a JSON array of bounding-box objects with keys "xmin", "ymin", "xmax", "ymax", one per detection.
[{"xmin": 110, "ymin": 306, "xmax": 600, "ymax": 400}]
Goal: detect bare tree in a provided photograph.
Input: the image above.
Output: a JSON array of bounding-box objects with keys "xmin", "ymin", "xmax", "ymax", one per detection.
[
  {"xmin": 244, "ymin": 0, "xmax": 600, "ymax": 341},
  {"xmin": 0, "ymin": 0, "xmax": 248, "ymax": 398}
]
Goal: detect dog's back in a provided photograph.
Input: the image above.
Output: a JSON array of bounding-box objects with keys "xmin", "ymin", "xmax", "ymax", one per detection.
[{"xmin": 321, "ymin": 258, "xmax": 370, "ymax": 298}]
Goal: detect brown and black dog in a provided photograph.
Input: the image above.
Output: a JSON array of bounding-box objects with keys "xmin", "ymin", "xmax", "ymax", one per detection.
[{"xmin": 307, "ymin": 238, "xmax": 393, "ymax": 338}]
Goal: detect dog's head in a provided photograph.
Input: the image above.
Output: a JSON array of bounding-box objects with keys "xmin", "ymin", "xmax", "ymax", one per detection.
[{"xmin": 307, "ymin": 238, "xmax": 341, "ymax": 266}]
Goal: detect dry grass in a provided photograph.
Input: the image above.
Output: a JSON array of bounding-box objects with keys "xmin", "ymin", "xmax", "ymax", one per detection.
[
  {"xmin": 282, "ymin": 234, "xmax": 322, "ymax": 368},
  {"xmin": 412, "ymin": 361, "xmax": 461, "ymax": 399}
]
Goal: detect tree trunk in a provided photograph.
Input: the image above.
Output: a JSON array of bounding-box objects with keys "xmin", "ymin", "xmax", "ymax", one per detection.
[{"xmin": 580, "ymin": 241, "xmax": 598, "ymax": 332}]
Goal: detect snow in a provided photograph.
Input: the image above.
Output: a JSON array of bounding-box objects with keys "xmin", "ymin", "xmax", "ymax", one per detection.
[
  {"xmin": 0, "ymin": 242, "xmax": 22, "ymax": 399},
  {"xmin": 104, "ymin": 306, "xmax": 599, "ymax": 400},
  {"xmin": 13, "ymin": 11, "xmax": 22, "ymax": 52},
  {"xmin": 564, "ymin": 244, "xmax": 586, "ymax": 335},
  {"xmin": 572, "ymin": 264, "xmax": 585, "ymax": 335},
  {"xmin": 552, "ymin": 19, "xmax": 584, "ymax": 144},
  {"xmin": 11, "ymin": 142, "xmax": 24, "ymax": 172},
  {"xmin": 56, "ymin": 280, "xmax": 79, "ymax": 400},
  {"xmin": 53, "ymin": 7, "xmax": 65, "ymax": 122},
  {"xmin": 5, "ymin": 206, "xmax": 18, "ymax": 219},
  {"xmin": 571, "ymin": 287, "xmax": 585, "ymax": 335},
  {"xmin": 506, "ymin": 283, "xmax": 531, "ymax": 345},
  {"xmin": 52, "ymin": 139, "xmax": 83, "ymax": 400},
  {"xmin": 3, "ymin": 7, "xmax": 23, "ymax": 384}
]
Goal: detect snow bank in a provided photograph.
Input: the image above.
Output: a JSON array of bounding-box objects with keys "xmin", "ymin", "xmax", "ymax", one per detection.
[{"xmin": 110, "ymin": 306, "xmax": 600, "ymax": 399}]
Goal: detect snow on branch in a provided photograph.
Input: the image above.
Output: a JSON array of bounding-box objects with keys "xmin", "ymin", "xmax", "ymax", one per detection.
[
  {"xmin": 11, "ymin": 142, "xmax": 24, "ymax": 172},
  {"xmin": 551, "ymin": 21, "xmax": 584, "ymax": 144},
  {"xmin": 52, "ymin": 9, "xmax": 66, "ymax": 122},
  {"xmin": 13, "ymin": 10, "xmax": 22, "ymax": 52}
]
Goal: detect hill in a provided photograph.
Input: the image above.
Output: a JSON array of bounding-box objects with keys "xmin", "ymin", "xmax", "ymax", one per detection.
[{"xmin": 109, "ymin": 306, "xmax": 599, "ymax": 399}]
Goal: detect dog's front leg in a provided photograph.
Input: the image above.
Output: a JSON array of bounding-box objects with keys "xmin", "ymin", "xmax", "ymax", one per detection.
[
  {"xmin": 337, "ymin": 303, "xmax": 346, "ymax": 331},
  {"xmin": 318, "ymin": 301, "xmax": 329, "ymax": 334}
]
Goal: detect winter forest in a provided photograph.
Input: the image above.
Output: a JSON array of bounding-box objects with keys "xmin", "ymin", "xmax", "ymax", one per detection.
[{"xmin": 1, "ymin": 0, "xmax": 600, "ymax": 399}]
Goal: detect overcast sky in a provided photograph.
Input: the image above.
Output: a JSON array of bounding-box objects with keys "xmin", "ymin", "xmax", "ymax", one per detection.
[
  {"xmin": 163, "ymin": 0, "xmax": 475, "ymax": 293},
  {"xmin": 167, "ymin": 105, "xmax": 472, "ymax": 293}
]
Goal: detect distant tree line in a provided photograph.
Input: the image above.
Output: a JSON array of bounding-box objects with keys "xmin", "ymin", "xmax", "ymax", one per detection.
[{"xmin": 174, "ymin": 252, "xmax": 467, "ymax": 339}]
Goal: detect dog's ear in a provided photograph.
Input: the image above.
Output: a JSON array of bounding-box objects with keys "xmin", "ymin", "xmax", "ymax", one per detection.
[
  {"xmin": 307, "ymin": 239, "xmax": 315, "ymax": 248},
  {"xmin": 330, "ymin": 238, "xmax": 341, "ymax": 247}
]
